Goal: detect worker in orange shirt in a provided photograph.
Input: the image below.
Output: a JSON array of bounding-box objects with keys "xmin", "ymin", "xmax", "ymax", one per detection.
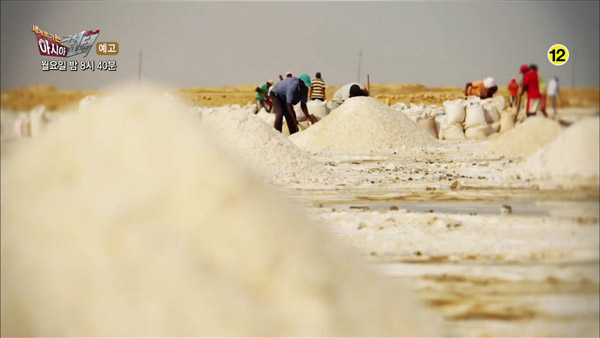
[
  {"xmin": 465, "ymin": 77, "xmax": 498, "ymax": 99},
  {"xmin": 508, "ymin": 78, "xmax": 519, "ymax": 107}
]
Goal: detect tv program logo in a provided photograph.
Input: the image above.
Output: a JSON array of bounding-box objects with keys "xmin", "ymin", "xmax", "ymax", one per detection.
[
  {"xmin": 32, "ymin": 25, "xmax": 67, "ymax": 57},
  {"xmin": 32, "ymin": 25, "xmax": 100, "ymax": 58},
  {"xmin": 62, "ymin": 29, "xmax": 100, "ymax": 58}
]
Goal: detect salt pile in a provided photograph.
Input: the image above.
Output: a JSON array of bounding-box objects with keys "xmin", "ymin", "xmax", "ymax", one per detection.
[
  {"xmin": 519, "ymin": 116, "xmax": 599, "ymax": 179},
  {"xmin": 201, "ymin": 107, "xmax": 329, "ymax": 184},
  {"xmin": 483, "ymin": 117, "xmax": 563, "ymax": 158},
  {"xmin": 290, "ymin": 97, "xmax": 438, "ymax": 153},
  {"xmin": 294, "ymin": 100, "xmax": 330, "ymax": 120},
  {"xmin": 1, "ymin": 87, "xmax": 439, "ymax": 336},
  {"xmin": 255, "ymin": 109, "xmax": 276, "ymax": 127}
]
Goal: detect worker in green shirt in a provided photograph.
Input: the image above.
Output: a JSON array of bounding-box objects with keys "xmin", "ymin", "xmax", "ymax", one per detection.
[{"xmin": 255, "ymin": 79, "xmax": 274, "ymax": 113}]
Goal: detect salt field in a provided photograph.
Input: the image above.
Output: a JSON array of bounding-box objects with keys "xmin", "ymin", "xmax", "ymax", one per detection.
[
  {"xmin": 1, "ymin": 87, "xmax": 598, "ymax": 336},
  {"xmin": 2, "ymin": 2, "xmax": 599, "ymax": 336}
]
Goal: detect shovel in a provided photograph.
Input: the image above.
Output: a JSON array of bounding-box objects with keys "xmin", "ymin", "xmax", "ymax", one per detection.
[{"xmin": 514, "ymin": 95, "xmax": 522, "ymax": 123}]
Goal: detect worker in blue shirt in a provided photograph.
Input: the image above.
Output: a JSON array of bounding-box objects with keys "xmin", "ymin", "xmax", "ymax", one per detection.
[{"xmin": 268, "ymin": 74, "xmax": 315, "ymax": 135}]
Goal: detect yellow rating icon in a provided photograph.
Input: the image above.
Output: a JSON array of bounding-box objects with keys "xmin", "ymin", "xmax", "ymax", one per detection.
[{"xmin": 548, "ymin": 44, "xmax": 569, "ymax": 66}]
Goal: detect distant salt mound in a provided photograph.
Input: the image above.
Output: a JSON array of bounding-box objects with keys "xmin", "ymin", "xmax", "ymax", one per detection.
[
  {"xmin": 289, "ymin": 97, "xmax": 438, "ymax": 153},
  {"xmin": 201, "ymin": 107, "xmax": 330, "ymax": 184},
  {"xmin": 518, "ymin": 116, "xmax": 599, "ymax": 180},
  {"xmin": 483, "ymin": 117, "xmax": 563, "ymax": 158},
  {"xmin": 1, "ymin": 87, "xmax": 439, "ymax": 337}
]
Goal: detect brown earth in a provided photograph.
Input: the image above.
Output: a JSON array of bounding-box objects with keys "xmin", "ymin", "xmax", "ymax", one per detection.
[{"xmin": 1, "ymin": 83, "xmax": 598, "ymax": 112}]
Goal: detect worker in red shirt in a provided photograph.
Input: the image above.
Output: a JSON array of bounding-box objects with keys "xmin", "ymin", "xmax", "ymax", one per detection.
[
  {"xmin": 519, "ymin": 64, "xmax": 529, "ymax": 81},
  {"xmin": 519, "ymin": 64, "xmax": 541, "ymax": 117},
  {"xmin": 508, "ymin": 78, "xmax": 519, "ymax": 107}
]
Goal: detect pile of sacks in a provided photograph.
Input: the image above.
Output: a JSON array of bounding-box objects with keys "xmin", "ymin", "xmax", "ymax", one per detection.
[
  {"xmin": 392, "ymin": 102, "xmax": 444, "ymax": 139},
  {"xmin": 439, "ymin": 96, "xmax": 516, "ymax": 140},
  {"xmin": 392, "ymin": 103, "xmax": 443, "ymax": 122}
]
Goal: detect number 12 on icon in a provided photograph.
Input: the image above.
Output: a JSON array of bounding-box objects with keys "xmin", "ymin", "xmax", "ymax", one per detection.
[{"xmin": 548, "ymin": 44, "xmax": 569, "ymax": 66}]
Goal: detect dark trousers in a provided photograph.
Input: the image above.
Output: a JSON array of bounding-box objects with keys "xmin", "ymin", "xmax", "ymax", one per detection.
[{"xmin": 269, "ymin": 93, "xmax": 298, "ymax": 135}]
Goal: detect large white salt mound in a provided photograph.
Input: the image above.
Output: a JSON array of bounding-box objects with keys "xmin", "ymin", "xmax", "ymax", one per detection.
[
  {"xmin": 201, "ymin": 107, "xmax": 330, "ymax": 184},
  {"xmin": 482, "ymin": 117, "xmax": 563, "ymax": 158},
  {"xmin": 289, "ymin": 97, "xmax": 438, "ymax": 153},
  {"xmin": 1, "ymin": 87, "xmax": 439, "ymax": 336},
  {"xmin": 519, "ymin": 116, "xmax": 599, "ymax": 179}
]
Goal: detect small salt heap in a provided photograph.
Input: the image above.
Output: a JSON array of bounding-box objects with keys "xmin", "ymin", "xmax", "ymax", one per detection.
[
  {"xmin": 518, "ymin": 116, "xmax": 599, "ymax": 180},
  {"xmin": 290, "ymin": 97, "xmax": 437, "ymax": 154},
  {"xmin": 483, "ymin": 117, "xmax": 563, "ymax": 158}
]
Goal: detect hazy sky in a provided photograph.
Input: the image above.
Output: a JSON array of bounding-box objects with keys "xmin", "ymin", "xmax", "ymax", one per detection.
[{"xmin": 1, "ymin": 1, "xmax": 599, "ymax": 90}]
